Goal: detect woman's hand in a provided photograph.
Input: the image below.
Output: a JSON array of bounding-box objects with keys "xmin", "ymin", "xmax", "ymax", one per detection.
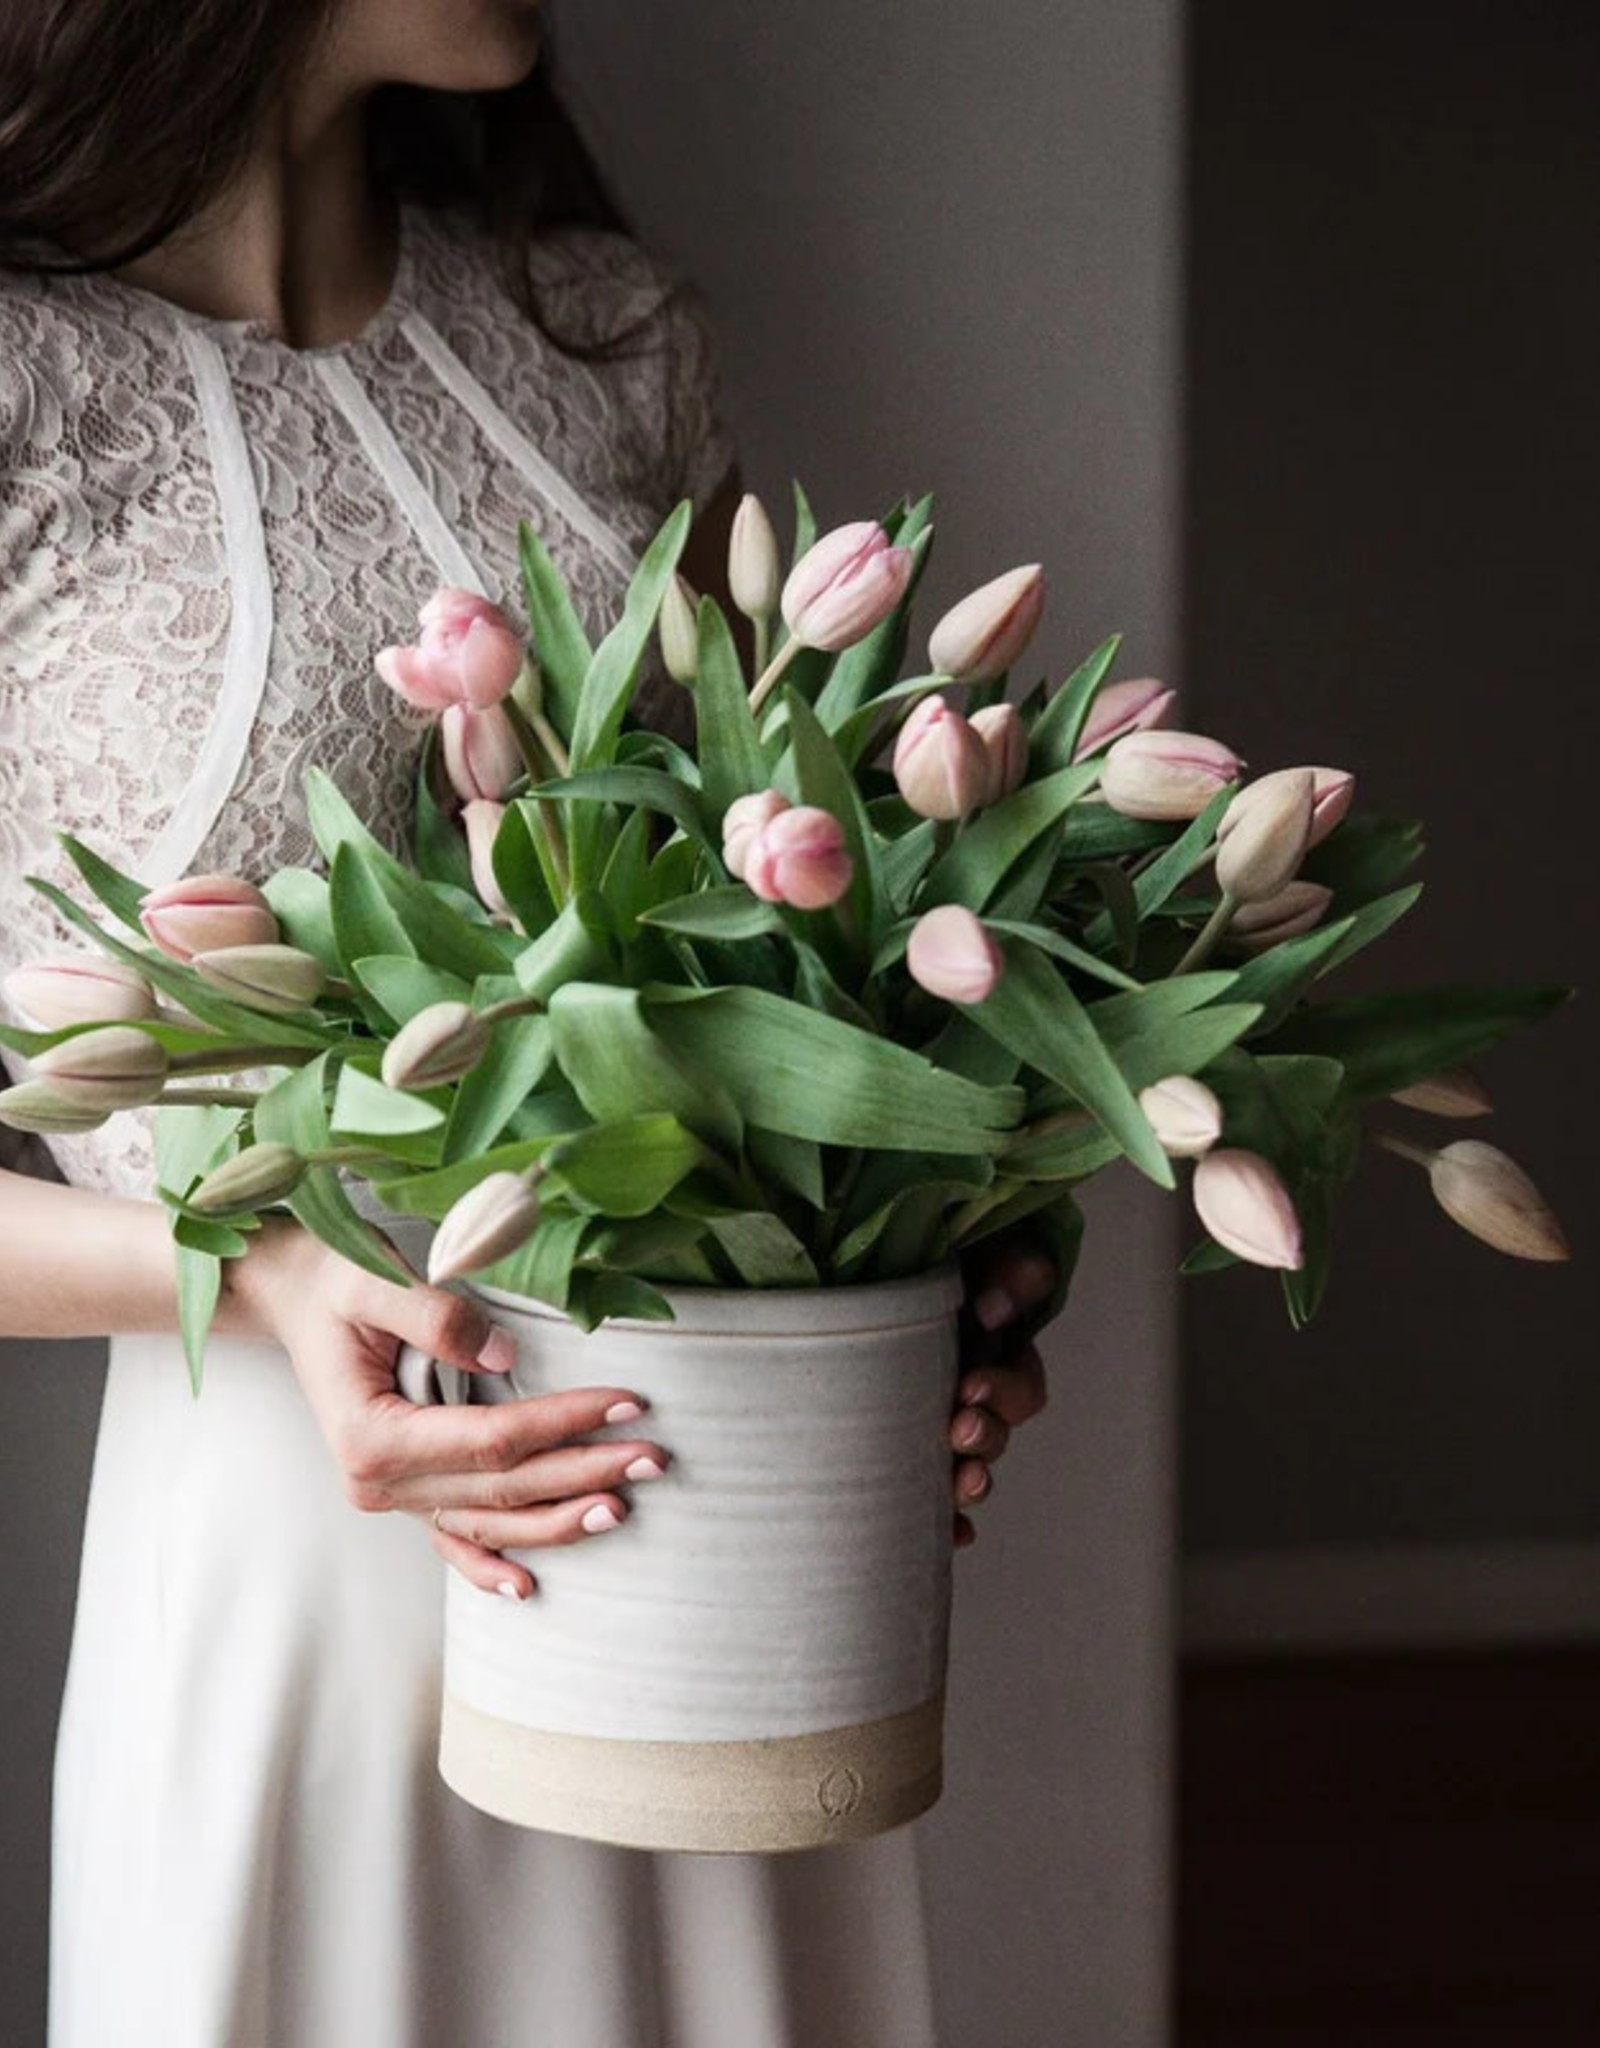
[
  {"xmin": 948, "ymin": 1235, "xmax": 1057, "ymax": 1548},
  {"xmin": 223, "ymin": 1217, "xmax": 671, "ymax": 1600}
]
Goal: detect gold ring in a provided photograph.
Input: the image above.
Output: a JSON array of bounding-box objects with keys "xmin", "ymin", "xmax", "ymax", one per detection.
[{"xmin": 431, "ymin": 1505, "xmax": 446, "ymax": 1534}]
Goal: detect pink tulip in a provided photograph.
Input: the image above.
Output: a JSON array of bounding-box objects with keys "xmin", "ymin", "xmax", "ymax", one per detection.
[
  {"xmin": 461, "ymin": 800, "xmax": 512, "ymax": 916},
  {"xmin": 1215, "ymin": 770, "xmax": 1315, "ymax": 905},
  {"xmin": 440, "ymin": 702, "xmax": 523, "ymax": 804},
  {"xmin": 376, "ymin": 588, "xmax": 525, "ymax": 711},
  {"xmin": 927, "ymin": 564, "xmax": 1046, "ymax": 684},
  {"xmin": 892, "ymin": 696, "xmax": 992, "ymax": 820},
  {"xmin": 968, "ymin": 702, "xmax": 1029, "ymax": 803},
  {"xmin": 906, "ymin": 905, "xmax": 1004, "ymax": 1004},
  {"xmin": 743, "ymin": 805, "xmax": 854, "ymax": 910},
  {"xmin": 722, "ymin": 789, "xmax": 791, "ymax": 880},
  {"xmin": 139, "ymin": 874, "xmax": 279, "ymax": 963},
  {"xmin": 1193, "ymin": 1149, "xmax": 1304, "ymax": 1270},
  {"xmin": 1100, "ymin": 730, "xmax": 1241, "ymax": 821},
  {"xmin": 780, "ymin": 522, "xmax": 916, "ymax": 653},
  {"xmin": 1073, "ymin": 677, "xmax": 1179, "ymax": 760},
  {"xmin": 1222, "ymin": 765, "xmax": 1354, "ymax": 852},
  {"xmin": 1228, "ymin": 880, "xmax": 1333, "ymax": 952},
  {"xmin": 4, "ymin": 954, "xmax": 155, "ymax": 1030}
]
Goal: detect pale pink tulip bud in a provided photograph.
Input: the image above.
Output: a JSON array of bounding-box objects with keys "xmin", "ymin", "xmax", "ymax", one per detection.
[
  {"xmin": 780, "ymin": 521, "xmax": 917, "ymax": 653},
  {"xmin": 461, "ymin": 800, "xmax": 512, "ymax": 916},
  {"xmin": 1228, "ymin": 880, "xmax": 1334, "ymax": 952},
  {"xmin": 729, "ymin": 493, "xmax": 783, "ymax": 621},
  {"xmin": 722, "ymin": 789, "xmax": 791, "ymax": 880},
  {"xmin": 1139, "ymin": 1075, "xmax": 1223, "ymax": 1159},
  {"xmin": 428, "ymin": 1170, "xmax": 543, "ymax": 1284},
  {"xmin": 1390, "ymin": 1067, "xmax": 1493, "ymax": 1118},
  {"xmin": 440, "ymin": 701, "xmax": 523, "ymax": 804},
  {"xmin": 1428, "ymin": 1140, "xmax": 1569, "ymax": 1262},
  {"xmin": 1193, "ymin": 1148, "xmax": 1304, "ymax": 1270},
  {"xmin": 744, "ymin": 805, "xmax": 854, "ymax": 910},
  {"xmin": 1221, "ymin": 765, "xmax": 1354, "ymax": 853},
  {"xmin": 1100, "ymin": 730, "xmax": 1241, "ymax": 821},
  {"xmin": 1215, "ymin": 770, "xmax": 1315, "ymax": 904},
  {"xmin": 376, "ymin": 589, "xmax": 525, "ymax": 711},
  {"xmin": 30, "ymin": 1023, "xmax": 169, "ymax": 1109},
  {"xmin": 968, "ymin": 702, "xmax": 1029, "ymax": 803},
  {"xmin": 892, "ymin": 696, "xmax": 992, "ymax": 820},
  {"xmin": 906, "ymin": 904, "xmax": 1005, "ymax": 1004},
  {"xmin": 3, "ymin": 954, "xmax": 155, "ymax": 1030},
  {"xmin": 190, "ymin": 943, "xmax": 326, "ymax": 1014},
  {"xmin": 927, "ymin": 564, "xmax": 1046, "ymax": 685},
  {"xmin": 381, "ymin": 1000, "xmax": 490, "ymax": 1092},
  {"xmin": 0, "ymin": 1080, "xmax": 110, "ymax": 1135},
  {"xmin": 139, "ymin": 873, "xmax": 279, "ymax": 963},
  {"xmin": 189, "ymin": 1142, "xmax": 307, "ymax": 1216},
  {"xmin": 1073, "ymin": 677, "xmax": 1179, "ymax": 759},
  {"xmin": 658, "ymin": 573, "xmax": 700, "ymax": 686}
]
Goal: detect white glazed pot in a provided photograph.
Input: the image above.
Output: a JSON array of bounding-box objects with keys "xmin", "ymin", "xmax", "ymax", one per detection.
[{"xmin": 432, "ymin": 1267, "xmax": 965, "ymax": 1854}]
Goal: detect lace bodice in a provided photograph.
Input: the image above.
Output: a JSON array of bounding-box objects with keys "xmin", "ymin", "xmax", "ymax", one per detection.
[{"xmin": 0, "ymin": 200, "xmax": 738, "ymax": 1198}]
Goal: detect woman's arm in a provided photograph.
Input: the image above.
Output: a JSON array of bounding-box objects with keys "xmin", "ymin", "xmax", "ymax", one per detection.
[{"xmin": 0, "ymin": 1166, "xmax": 670, "ymax": 1597}]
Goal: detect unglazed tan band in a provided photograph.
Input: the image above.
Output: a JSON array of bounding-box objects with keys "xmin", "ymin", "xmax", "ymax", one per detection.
[{"xmin": 439, "ymin": 1690, "xmax": 947, "ymax": 1854}]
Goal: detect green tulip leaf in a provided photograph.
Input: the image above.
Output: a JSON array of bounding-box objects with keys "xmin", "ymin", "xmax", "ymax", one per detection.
[{"xmin": 1029, "ymin": 633, "xmax": 1123, "ymax": 772}]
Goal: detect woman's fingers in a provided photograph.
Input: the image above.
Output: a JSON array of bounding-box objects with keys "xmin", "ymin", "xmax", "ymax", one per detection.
[
  {"xmin": 954, "ymin": 1511, "xmax": 977, "ymax": 1549},
  {"xmin": 948, "ymin": 1405, "xmax": 1011, "ymax": 1463},
  {"xmin": 432, "ymin": 1491, "xmax": 632, "ymax": 1554},
  {"xmin": 351, "ymin": 1256, "xmax": 523, "ymax": 1380},
  {"xmin": 953, "ymin": 1455, "xmax": 992, "ymax": 1506},
  {"xmin": 955, "ymin": 1341, "xmax": 1048, "ymax": 1429},
  {"xmin": 965, "ymin": 1239, "xmax": 1058, "ymax": 1335},
  {"xmin": 427, "ymin": 1518, "xmax": 538, "ymax": 1601},
  {"xmin": 337, "ymin": 1383, "xmax": 651, "ymax": 1512},
  {"xmin": 384, "ymin": 1438, "xmax": 670, "ymax": 1514}
]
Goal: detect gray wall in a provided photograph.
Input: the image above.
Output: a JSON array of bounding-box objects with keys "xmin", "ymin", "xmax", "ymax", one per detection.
[
  {"xmin": 1, "ymin": 3, "xmax": 1185, "ymax": 2041},
  {"xmin": 1182, "ymin": 0, "xmax": 1598, "ymax": 1556},
  {"xmin": 553, "ymin": 2, "xmax": 1183, "ymax": 2040}
]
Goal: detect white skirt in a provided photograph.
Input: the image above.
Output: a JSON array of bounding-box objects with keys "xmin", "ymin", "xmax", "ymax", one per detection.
[{"xmin": 49, "ymin": 1329, "xmax": 939, "ymax": 2047}]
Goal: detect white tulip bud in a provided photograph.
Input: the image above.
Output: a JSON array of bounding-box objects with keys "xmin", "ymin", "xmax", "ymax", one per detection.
[
  {"xmin": 189, "ymin": 1142, "xmax": 307, "ymax": 1215},
  {"xmin": 381, "ymin": 1001, "xmax": 490, "ymax": 1091},
  {"xmin": 1228, "ymin": 881, "xmax": 1333, "ymax": 952},
  {"xmin": 428, "ymin": 1170, "xmax": 543, "ymax": 1284},
  {"xmin": 0, "ymin": 1080, "xmax": 111, "ymax": 1135},
  {"xmin": 729, "ymin": 493, "xmax": 783, "ymax": 621},
  {"xmin": 658, "ymin": 573, "xmax": 700, "ymax": 686},
  {"xmin": 1138, "ymin": 1075, "xmax": 1223, "ymax": 1159},
  {"xmin": 30, "ymin": 1024, "xmax": 169, "ymax": 1109},
  {"xmin": 1215, "ymin": 770, "xmax": 1315, "ymax": 904},
  {"xmin": 1391, "ymin": 1068, "xmax": 1493, "ymax": 1118},
  {"xmin": 190, "ymin": 943, "xmax": 326, "ymax": 1014},
  {"xmin": 1428, "ymin": 1140, "xmax": 1569, "ymax": 1262}
]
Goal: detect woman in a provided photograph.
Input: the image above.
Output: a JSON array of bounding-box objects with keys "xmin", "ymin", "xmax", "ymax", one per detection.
[{"xmin": 0, "ymin": 2, "xmax": 1054, "ymax": 2042}]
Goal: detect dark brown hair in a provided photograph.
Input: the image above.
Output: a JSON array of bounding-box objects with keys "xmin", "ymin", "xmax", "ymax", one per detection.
[{"xmin": 0, "ymin": 0, "xmax": 660, "ymax": 355}]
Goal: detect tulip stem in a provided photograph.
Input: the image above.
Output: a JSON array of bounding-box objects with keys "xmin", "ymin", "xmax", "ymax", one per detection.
[
  {"xmin": 752, "ymin": 615, "xmax": 771, "ymax": 682},
  {"xmin": 476, "ymin": 993, "xmax": 547, "ymax": 1027},
  {"xmin": 158, "ymin": 1087, "xmax": 264, "ymax": 1108},
  {"xmin": 303, "ymin": 1145, "xmax": 401, "ymax": 1169},
  {"xmin": 1172, "ymin": 894, "xmax": 1238, "ymax": 977},
  {"xmin": 748, "ymin": 632, "xmax": 806, "ymax": 716},
  {"xmin": 169, "ymin": 1046, "xmax": 318, "ymax": 1075},
  {"xmin": 1372, "ymin": 1129, "xmax": 1440, "ymax": 1171}
]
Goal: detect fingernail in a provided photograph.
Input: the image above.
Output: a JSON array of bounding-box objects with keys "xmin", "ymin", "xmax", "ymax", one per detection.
[
  {"xmin": 582, "ymin": 1503, "xmax": 622, "ymax": 1534},
  {"xmin": 974, "ymin": 1284, "xmax": 1014, "ymax": 1331},
  {"xmin": 477, "ymin": 1327, "xmax": 517, "ymax": 1373},
  {"xmin": 961, "ymin": 1378, "xmax": 993, "ymax": 1408},
  {"xmin": 953, "ymin": 1412, "xmax": 985, "ymax": 1450},
  {"xmin": 604, "ymin": 1399, "xmax": 645, "ymax": 1424},
  {"xmin": 624, "ymin": 1456, "xmax": 666, "ymax": 1482},
  {"xmin": 497, "ymin": 1579, "xmax": 524, "ymax": 1601}
]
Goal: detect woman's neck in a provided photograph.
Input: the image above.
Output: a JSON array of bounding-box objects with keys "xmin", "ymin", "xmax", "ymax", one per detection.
[{"xmin": 104, "ymin": 87, "xmax": 400, "ymax": 350}]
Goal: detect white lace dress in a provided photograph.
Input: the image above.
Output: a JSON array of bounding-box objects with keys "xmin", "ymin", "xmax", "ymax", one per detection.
[{"xmin": 0, "ymin": 201, "xmax": 938, "ymax": 2048}]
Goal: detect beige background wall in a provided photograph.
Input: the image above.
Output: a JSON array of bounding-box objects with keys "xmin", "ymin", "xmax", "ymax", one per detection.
[{"xmin": 0, "ymin": 3, "xmax": 1185, "ymax": 2040}]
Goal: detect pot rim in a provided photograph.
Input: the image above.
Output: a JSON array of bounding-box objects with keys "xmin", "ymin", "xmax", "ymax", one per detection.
[{"xmin": 467, "ymin": 1259, "xmax": 967, "ymax": 1338}]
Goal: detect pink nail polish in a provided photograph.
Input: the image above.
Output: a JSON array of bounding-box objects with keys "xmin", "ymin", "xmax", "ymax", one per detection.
[
  {"xmin": 496, "ymin": 1579, "xmax": 524, "ymax": 1601},
  {"xmin": 476, "ymin": 1328, "xmax": 517, "ymax": 1373},
  {"xmin": 624, "ymin": 1456, "xmax": 666, "ymax": 1482},
  {"xmin": 974, "ymin": 1285, "xmax": 1014, "ymax": 1332},
  {"xmin": 582, "ymin": 1503, "xmax": 622, "ymax": 1534},
  {"xmin": 604, "ymin": 1399, "xmax": 645, "ymax": 1424}
]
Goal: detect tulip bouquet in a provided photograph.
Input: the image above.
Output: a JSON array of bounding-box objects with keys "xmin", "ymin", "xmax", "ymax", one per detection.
[{"xmin": 0, "ymin": 486, "xmax": 1572, "ymax": 1389}]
